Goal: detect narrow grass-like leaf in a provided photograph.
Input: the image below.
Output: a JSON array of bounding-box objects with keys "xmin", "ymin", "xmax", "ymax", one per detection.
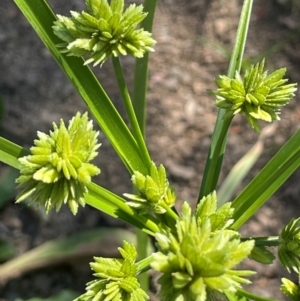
[
  {"xmin": 0, "ymin": 228, "xmax": 137, "ymax": 284},
  {"xmin": 13, "ymin": 0, "xmax": 148, "ymax": 175},
  {"xmin": 231, "ymin": 128, "xmax": 300, "ymax": 230},
  {"xmin": 15, "ymin": 290, "xmax": 79, "ymax": 301},
  {"xmin": 87, "ymin": 182, "xmax": 160, "ymax": 235},
  {"xmin": 0, "ymin": 239, "xmax": 14, "ymax": 263},
  {"xmin": 217, "ymin": 124, "xmax": 276, "ymax": 205},
  {"xmin": 218, "ymin": 140, "xmax": 262, "ymax": 206},
  {"xmin": 0, "ymin": 137, "xmax": 28, "ymax": 169},
  {"xmin": 0, "ymin": 167, "xmax": 20, "ymax": 209},
  {"xmin": 237, "ymin": 288, "xmax": 279, "ymax": 301}
]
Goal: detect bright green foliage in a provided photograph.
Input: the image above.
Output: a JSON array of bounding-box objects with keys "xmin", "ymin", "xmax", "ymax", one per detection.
[
  {"xmin": 124, "ymin": 161, "xmax": 176, "ymax": 214},
  {"xmin": 248, "ymin": 245, "xmax": 275, "ymax": 265},
  {"xmin": 212, "ymin": 59, "xmax": 297, "ymax": 132},
  {"xmin": 52, "ymin": 0, "xmax": 156, "ymax": 66},
  {"xmin": 16, "ymin": 112, "xmax": 100, "ymax": 215},
  {"xmin": 151, "ymin": 194, "xmax": 255, "ymax": 301},
  {"xmin": 281, "ymin": 278, "xmax": 300, "ymax": 301},
  {"xmin": 278, "ymin": 217, "xmax": 300, "ymax": 272},
  {"xmin": 74, "ymin": 241, "xmax": 148, "ymax": 301}
]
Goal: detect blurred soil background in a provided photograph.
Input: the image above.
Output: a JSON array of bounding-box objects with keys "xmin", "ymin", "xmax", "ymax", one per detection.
[{"xmin": 0, "ymin": 0, "xmax": 300, "ymax": 300}]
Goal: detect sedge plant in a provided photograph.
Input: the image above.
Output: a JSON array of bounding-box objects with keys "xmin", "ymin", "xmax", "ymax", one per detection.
[{"xmin": 1, "ymin": 0, "xmax": 300, "ymax": 300}]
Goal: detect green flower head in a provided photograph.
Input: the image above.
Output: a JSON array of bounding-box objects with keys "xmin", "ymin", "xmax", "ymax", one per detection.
[
  {"xmin": 124, "ymin": 161, "xmax": 176, "ymax": 215},
  {"xmin": 278, "ymin": 217, "xmax": 300, "ymax": 272},
  {"xmin": 213, "ymin": 59, "xmax": 297, "ymax": 132},
  {"xmin": 53, "ymin": 0, "xmax": 156, "ymax": 66},
  {"xmin": 151, "ymin": 193, "xmax": 255, "ymax": 301},
  {"xmin": 75, "ymin": 241, "xmax": 148, "ymax": 301},
  {"xmin": 16, "ymin": 112, "xmax": 101, "ymax": 215}
]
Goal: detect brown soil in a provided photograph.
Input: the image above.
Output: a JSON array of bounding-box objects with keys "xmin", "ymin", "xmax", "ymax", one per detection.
[{"xmin": 1, "ymin": 0, "xmax": 300, "ymax": 300}]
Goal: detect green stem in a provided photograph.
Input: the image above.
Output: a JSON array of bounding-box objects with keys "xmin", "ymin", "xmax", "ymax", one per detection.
[
  {"xmin": 133, "ymin": 0, "xmax": 158, "ymax": 134},
  {"xmin": 132, "ymin": 0, "xmax": 158, "ymax": 292},
  {"xmin": 87, "ymin": 183, "xmax": 160, "ymax": 235},
  {"xmin": 199, "ymin": 116, "xmax": 233, "ymax": 199},
  {"xmin": 161, "ymin": 202, "xmax": 179, "ymax": 222},
  {"xmin": 136, "ymin": 254, "xmax": 153, "ymax": 275},
  {"xmin": 136, "ymin": 228, "xmax": 149, "ymax": 290},
  {"xmin": 227, "ymin": 1, "xmax": 253, "ymax": 78},
  {"xmin": 242, "ymin": 236, "xmax": 280, "ymax": 247},
  {"xmin": 198, "ymin": 0, "xmax": 253, "ymax": 201},
  {"xmin": 237, "ymin": 288, "xmax": 280, "ymax": 301},
  {"xmin": 112, "ymin": 56, "xmax": 152, "ymax": 171}
]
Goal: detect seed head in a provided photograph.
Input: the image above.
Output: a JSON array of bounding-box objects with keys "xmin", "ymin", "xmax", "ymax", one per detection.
[
  {"xmin": 213, "ymin": 59, "xmax": 297, "ymax": 132},
  {"xmin": 16, "ymin": 112, "xmax": 101, "ymax": 215},
  {"xmin": 151, "ymin": 193, "xmax": 255, "ymax": 301},
  {"xmin": 53, "ymin": 0, "xmax": 156, "ymax": 66}
]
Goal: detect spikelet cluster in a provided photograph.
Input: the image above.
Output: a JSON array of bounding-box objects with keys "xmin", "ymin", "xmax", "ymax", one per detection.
[
  {"xmin": 75, "ymin": 241, "xmax": 148, "ymax": 301},
  {"xmin": 16, "ymin": 112, "xmax": 100, "ymax": 215},
  {"xmin": 278, "ymin": 217, "xmax": 300, "ymax": 273},
  {"xmin": 53, "ymin": 0, "xmax": 156, "ymax": 66},
  {"xmin": 212, "ymin": 59, "xmax": 297, "ymax": 132},
  {"xmin": 124, "ymin": 162, "xmax": 176, "ymax": 215},
  {"xmin": 151, "ymin": 192, "xmax": 255, "ymax": 301}
]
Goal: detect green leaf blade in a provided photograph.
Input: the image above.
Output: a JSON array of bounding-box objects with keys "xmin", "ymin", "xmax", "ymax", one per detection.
[
  {"xmin": 231, "ymin": 128, "xmax": 300, "ymax": 229},
  {"xmin": 0, "ymin": 137, "xmax": 29, "ymax": 169}
]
